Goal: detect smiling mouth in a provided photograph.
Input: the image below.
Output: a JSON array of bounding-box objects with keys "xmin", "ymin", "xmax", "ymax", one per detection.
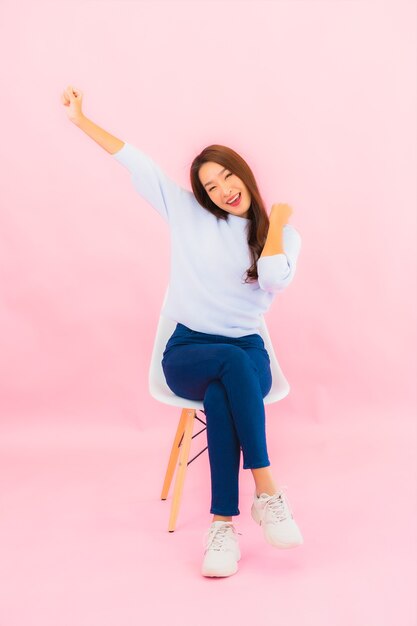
[{"xmin": 226, "ymin": 193, "xmax": 241, "ymax": 207}]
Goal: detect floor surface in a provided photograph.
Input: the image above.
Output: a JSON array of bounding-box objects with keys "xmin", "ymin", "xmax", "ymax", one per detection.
[{"xmin": 0, "ymin": 409, "xmax": 415, "ymax": 626}]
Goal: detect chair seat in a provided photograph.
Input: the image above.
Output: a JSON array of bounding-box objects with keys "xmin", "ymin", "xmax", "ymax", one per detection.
[{"xmin": 148, "ymin": 288, "xmax": 290, "ymax": 408}]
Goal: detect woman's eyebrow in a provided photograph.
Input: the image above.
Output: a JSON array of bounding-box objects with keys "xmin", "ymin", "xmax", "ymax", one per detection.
[{"xmin": 203, "ymin": 167, "xmax": 228, "ymax": 188}]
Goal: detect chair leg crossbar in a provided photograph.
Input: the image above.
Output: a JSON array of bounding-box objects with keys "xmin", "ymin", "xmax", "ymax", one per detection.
[
  {"xmin": 180, "ymin": 413, "xmax": 208, "ymax": 465},
  {"xmin": 160, "ymin": 408, "xmax": 207, "ymax": 532}
]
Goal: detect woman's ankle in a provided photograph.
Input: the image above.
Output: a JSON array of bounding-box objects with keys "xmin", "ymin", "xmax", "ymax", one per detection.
[
  {"xmin": 212, "ymin": 514, "xmax": 233, "ymax": 523},
  {"xmin": 251, "ymin": 466, "xmax": 277, "ymax": 497}
]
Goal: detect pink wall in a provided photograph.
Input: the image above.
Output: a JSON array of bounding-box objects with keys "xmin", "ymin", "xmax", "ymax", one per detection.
[
  {"xmin": 0, "ymin": 2, "xmax": 415, "ymax": 623},
  {"xmin": 0, "ymin": 1, "xmax": 415, "ymax": 426}
]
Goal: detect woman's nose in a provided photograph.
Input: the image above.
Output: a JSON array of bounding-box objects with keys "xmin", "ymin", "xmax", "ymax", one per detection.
[{"xmin": 222, "ymin": 184, "xmax": 232, "ymax": 197}]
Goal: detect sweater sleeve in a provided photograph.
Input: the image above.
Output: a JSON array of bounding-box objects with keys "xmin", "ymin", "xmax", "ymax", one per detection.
[
  {"xmin": 112, "ymin": 142, "xmax": 187, "ymax": 223},
  {"xmin": 256, "ymin": 224, "xmax": 302, "ymax": 294}
]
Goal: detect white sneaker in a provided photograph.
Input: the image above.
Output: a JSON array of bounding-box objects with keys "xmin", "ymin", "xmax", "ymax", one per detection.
[
  {"xmin": 251, "ymin": 487, "xmax": 304, "ymax": 548},
  {"xmin": 201, "ymin": 521, "xmax": 241, "ymax": 577}
]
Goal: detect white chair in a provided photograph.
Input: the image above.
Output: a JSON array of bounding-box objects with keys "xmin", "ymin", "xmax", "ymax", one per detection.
[{"xmin": 149, "ymin": 286, "xmax": 290, "ymax": 531}]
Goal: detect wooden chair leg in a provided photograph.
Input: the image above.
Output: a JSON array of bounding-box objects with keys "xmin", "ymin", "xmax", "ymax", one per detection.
[
  {"xmin": 167, "ymin": 408, "xmax": 195, "ymax": 532},
  {"xmin": 160, "ymin": 409, "xmax": 188, "ymax": 501}
]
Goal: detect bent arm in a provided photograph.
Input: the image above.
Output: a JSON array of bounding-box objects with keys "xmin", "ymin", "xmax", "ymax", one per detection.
[
  {"xmin": 260, "ymin": 212, "xmax": 285, "ymax": 257},
  {"xmin": 72, "ymin": 115, "xmax": 124, "ymax": 154},
  {"xmin": 257, "ymin": 225, "xmax": 302, "ymax": 294}
]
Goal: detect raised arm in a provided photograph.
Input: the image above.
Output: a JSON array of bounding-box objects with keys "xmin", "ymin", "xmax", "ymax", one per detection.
[
  {"xmin": 61, "ymin": 84, "xmax": 124, "ymax": 154},
  {"xmin": 61, "ymin": 84, "xmax": 191, "ymax": 224}
]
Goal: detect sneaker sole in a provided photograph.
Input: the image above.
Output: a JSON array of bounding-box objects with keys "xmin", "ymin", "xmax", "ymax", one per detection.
[
  {"xmin": 265, "ymin": 537, "xmax": 304, "ymax": 549},
  {"xmin": 201, "ymin": 551, "xmax": 241, "ymax": 577},
  {"xmin": 201, "ymin": 564, "xmax": 239, "ymax": 577}
]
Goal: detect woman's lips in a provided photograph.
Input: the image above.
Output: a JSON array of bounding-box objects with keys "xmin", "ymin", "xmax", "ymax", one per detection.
[{"xmin": 226, "ymin": 193, "xmax": 241, "ymax": 207}]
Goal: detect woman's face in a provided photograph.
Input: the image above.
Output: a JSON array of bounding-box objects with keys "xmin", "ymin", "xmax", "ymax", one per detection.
[{"xmin": 198, "ymin": 161, "xmax": 251, "ymax": 219}]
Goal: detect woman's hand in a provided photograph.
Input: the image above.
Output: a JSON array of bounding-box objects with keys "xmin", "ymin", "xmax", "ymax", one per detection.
[
  {"xmin": 61, "ymin": 85, "xmax": 84, "ymax": 123},
  {"xmin": 270, "ymin": 203, "xmax": 293, "ymax": 224}
]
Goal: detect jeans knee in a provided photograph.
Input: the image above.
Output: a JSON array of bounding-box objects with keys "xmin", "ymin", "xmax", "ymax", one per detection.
[{"xmin": 221, "ymin": 346, "xmax": 254, "ymax": 374}]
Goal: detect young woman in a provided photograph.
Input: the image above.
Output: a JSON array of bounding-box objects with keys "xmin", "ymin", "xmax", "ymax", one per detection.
[{"xmin": 61, "ymin": 84, "xmax": 304, "ymax": 578}]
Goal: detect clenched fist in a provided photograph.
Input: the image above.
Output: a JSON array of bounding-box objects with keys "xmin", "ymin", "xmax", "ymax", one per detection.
[
  {"xmin": 270, "ymin": 203, "xmax": 293, "ymax": 223},
  {"xmin": 61, "ymin": 85, "xmax": 84, "ymax": 123}
]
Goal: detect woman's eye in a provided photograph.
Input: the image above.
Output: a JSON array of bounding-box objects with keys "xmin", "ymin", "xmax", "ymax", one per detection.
[{"xmin": 208, "ymin": 172, "xmax": 232, "ymax": 192}]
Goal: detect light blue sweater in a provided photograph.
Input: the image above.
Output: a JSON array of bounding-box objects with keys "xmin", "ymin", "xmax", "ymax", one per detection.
[{"xmin": 113, "ymin": 142, "xmax": 301, "ymax": 338}]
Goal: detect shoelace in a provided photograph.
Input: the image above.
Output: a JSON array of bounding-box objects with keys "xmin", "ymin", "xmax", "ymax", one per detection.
[
  {"xmin": 203, "ymin": 523, "xmax": 241, "ymax": 551},
  {"xmin": 263, "ymin": 486, "xmax": 293, "ymax": 523}
]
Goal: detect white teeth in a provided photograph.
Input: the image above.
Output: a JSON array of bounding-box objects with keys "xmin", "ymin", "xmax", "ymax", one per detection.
[{"xmin": 227, "ymin": 193, "xmax": 240, "ymax": 204}]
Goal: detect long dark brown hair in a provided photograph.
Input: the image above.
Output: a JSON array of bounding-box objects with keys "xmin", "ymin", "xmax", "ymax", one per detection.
[{"xmin": 190, "ymin": 144, "xmax": 270, "ymax": 284}]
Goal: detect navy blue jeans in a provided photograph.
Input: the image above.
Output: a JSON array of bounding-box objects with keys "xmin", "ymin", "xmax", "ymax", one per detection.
[{"xmin": 161, "ymin": 323, "xmax": 273, "ymax": 516}]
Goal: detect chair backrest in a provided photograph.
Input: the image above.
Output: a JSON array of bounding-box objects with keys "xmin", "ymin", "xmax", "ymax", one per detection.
[{"xmin": 149, "ymin": 287, "xmax": 290, "ymax": 407}]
